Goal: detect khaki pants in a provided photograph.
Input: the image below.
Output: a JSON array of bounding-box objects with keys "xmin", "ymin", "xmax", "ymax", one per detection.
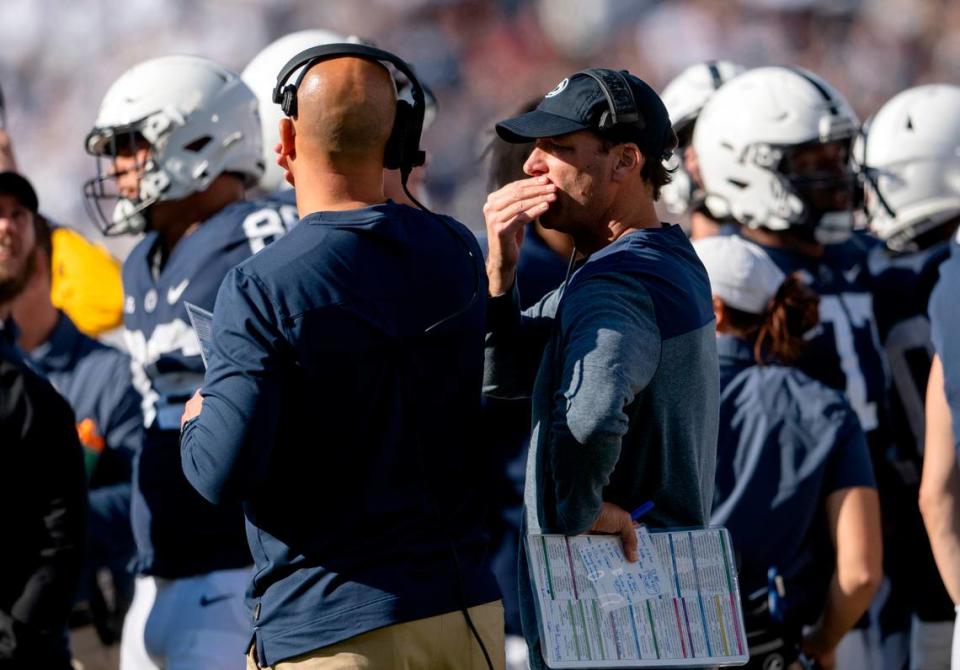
[{"xmin": 247, "ymin": 600, "xmax": 505, "ymax": 670}]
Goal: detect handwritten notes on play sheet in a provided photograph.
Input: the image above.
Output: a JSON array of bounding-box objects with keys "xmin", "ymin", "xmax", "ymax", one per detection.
[{"xmin": 527, "ymin": 527, "xmax": 748, "ymax": 668}]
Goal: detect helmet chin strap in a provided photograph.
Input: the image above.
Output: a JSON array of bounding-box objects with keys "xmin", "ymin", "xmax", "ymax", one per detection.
[{"xmin": 111, "ymin": 197, "xmax": 152, "ymax": 236}]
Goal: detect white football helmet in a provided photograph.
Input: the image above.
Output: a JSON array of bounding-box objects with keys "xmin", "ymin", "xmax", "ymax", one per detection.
[
  {"xmin": 660, "ymin": 60, "xmax": 745, "ymax": 215},
  {"xmin": 856, "ymin": 84, "xmax": 960, "ymax": 252},
  {"xmin": 242, "ymin": 29, "xmax": 348, "ymax": 193},
  {"xmin": 84, "ymin": 55, "xmax": 263, "ymax": 235},
  {"xmin": 694, "ymin": 66, "xmax": 859, "ymax": 244}
]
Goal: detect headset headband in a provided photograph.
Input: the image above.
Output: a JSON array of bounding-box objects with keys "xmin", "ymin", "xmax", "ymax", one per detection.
[
  {"xmin": 578, "ymin": 68, "xmax": 642, "ymax": 130},
  {"xmin": 272, "ymin": 42, "xmax": 426, "ymax": 173},
  {"xmin": 273, "ymin": 43, "xmax": 425, "ymax": 110}
]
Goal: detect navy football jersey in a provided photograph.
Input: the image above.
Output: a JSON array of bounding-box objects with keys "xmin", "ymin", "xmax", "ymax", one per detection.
[
  {"xmin": 869, "ymin": 239, "xmax": 957, "ymax": 623},
  {"xmin": 760, "ymin": 234, "xmax": 889, "ymax": 435},
  {"xmin": 869, "ymin": 240, "xmax": 951, "ymax": 457},
  {"xmin": 122, "ymin": 197, "xmax": 298, "ymax": 577}
]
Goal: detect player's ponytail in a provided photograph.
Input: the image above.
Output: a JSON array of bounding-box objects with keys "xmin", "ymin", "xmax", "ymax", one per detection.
[{"xmin": 753, "ymin": 274, "xmax": 819, "ymax": 365}]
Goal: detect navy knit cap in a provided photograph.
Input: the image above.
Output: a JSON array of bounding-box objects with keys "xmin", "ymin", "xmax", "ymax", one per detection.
[{"xmin": 496, "ymin": 69, "xmax": 678, "ymax": 159}]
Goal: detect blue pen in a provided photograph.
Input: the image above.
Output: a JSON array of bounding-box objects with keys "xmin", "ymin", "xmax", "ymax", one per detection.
[{"xmin": 630, "ymin": 500, "xmax": 654, "ymax": 521}]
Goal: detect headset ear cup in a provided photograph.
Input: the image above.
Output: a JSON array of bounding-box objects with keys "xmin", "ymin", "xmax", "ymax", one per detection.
[
  {"xmin": 384, "ymin": 100, "xmax": 412, "ymax": 170},
  {"xmin": 281, "ymin": 85, "xmax": 298, "ymax": 118}
]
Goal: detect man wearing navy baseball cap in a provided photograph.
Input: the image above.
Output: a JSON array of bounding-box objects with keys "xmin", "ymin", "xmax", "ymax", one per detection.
[{"xmin": 482, "ymin": 69, "xmax": 719, "ymax": 669}]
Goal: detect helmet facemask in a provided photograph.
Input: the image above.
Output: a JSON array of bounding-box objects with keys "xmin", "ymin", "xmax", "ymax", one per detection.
[
  {"xmin": 83, "ymin": 126, "xmax": 165, "ymax": 236},
  {"xmin": 778, "ymin": 138, "xmax": 857, "ymax": 244},
  {"xmin": 723, "ymin": 136, "xmax": 856, "ymax": 245},
  {"xmin": 858, "ymin": 150, "xmax": 960, "ymax": 253}
]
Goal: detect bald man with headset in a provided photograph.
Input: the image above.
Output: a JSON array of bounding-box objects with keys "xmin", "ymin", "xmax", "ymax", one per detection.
[{"xmin": 180, "ymin": 46, "xmax": 503, "ymax": 669}]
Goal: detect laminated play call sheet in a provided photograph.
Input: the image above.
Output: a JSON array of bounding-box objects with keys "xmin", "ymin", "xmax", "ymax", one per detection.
[
  {"xmin": 185, "ymin": 302, "xmax": 214, "ymax": 369},
  {"xmin": 526, "ymin": 527, "xmax": 748, "ymax": 668}
]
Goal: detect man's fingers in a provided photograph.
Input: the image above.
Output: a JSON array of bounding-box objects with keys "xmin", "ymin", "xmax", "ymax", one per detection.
[
  {"xmin": 621, "ymin": 519, "xmax": 639, "ymax": 562},
  {"xmin": 487, "ymin": 178, "xmax": 556, "ymax": 211},
  {"xmin": 520, "ymin": 191, "xmax": 557, "ymax": 212},
  {"xmin": 180, "ymin": 390, "xmax": 204, "ymax": 430},
  {"xmin": 484, "ymin": 195, "xmax": 553, "ymax": 240},
  {"xmin": 523, "ymin": 199, "xmax": 552, "ymax": 220},
  {"xmin": 499, "ymin": 200, "xmax": 551, "ymax": 236},
  {"xmin": 501, "ymin": 183, "xmax": 556, "ymax": 209},
  {"xmin": 497, "ymin": 193, "xmax": 554, "ymax": 225}
]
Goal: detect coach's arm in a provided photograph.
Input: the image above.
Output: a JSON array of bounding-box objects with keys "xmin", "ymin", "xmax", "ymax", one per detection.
[
  {"xmin": 547, "ymin": 273, "xmax": 659, "ymax": 536},
  {"xmin": 180, "ymin": 265, "xmax": 287, "ymax": 504}
]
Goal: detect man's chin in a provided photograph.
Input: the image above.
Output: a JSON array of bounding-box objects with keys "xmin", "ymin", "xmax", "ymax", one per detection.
[{"xmin": 537, "ymin": 212, "xmax": 565, "ymax": 232}]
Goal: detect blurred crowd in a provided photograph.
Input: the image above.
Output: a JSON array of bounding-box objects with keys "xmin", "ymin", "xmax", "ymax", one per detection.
[{"xmin": 3, "ymin": 0, "xmax": 960, "ymax": 245}]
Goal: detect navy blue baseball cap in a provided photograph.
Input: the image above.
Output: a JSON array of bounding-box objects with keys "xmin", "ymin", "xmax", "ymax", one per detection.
[{"xmin": 496, "ymin": 69, "xmax": 677, "ymax": 159}]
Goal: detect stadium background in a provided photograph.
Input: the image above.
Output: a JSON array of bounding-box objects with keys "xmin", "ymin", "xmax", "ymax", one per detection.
[{"xmin": 2, "ymin": 0, "xmax": 959, "ymax": 251}]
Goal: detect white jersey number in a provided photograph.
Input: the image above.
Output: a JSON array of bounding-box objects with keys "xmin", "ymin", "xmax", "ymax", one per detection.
[
  {"xmin": 242, "ymin": 205, "xmax": 298, "ymax": 254},
  {"xmin": 884, "ymin": 315, "xmax": 933, "ymax": 452},
  {"xmin": 818, "ymin": 293, "xmax": 882, "ymax": 431},
  {"xmin": 124, "ymin": 319, "xmax": 204, "ymax": 430}
]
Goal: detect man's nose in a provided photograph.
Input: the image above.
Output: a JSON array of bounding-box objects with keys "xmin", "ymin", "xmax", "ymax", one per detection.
[
  {"xmin": 523, "ymin": 147, "xmax": 547, "ymax": 177},
  {"xmin": 116, "ymin": 172, "xmax": 139, "ymax": 200}
]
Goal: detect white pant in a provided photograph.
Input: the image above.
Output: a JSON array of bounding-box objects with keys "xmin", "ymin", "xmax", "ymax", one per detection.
[
  {"xmin": 910, "ymin": 616, "xmax": 954, "ymax": 670},
  {"xmin": 120, "ymin": 567, "xmax": 251, "ymax": 670},
  {"xmin": 953, "ymin": 607, "xmax": 960, "ymax": 670},
  {"xmin": 834, "ymin": 628, "xmax": 883, "ymax": 670}
]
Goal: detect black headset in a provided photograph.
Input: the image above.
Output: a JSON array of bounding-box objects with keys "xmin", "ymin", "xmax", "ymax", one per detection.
[
  {"xmin": 577, "ymin": 68, "xmax": 678, "ymax": 158},
  {"xmin": 273, "ymin": 43, "xmax": 427, "ymax": 178},
  {"xmin": 578, "ymin": 68, "xmax": 642, "ymax": 130}
]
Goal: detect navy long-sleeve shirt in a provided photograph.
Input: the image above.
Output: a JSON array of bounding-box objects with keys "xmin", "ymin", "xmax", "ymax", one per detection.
[
  {"xmin": 180, "ymin": 202, "xmax": 500, "ymax": 666},
  {"xmin": 484, "ymin": 224, "xmax": 719, "ymax": 670}
]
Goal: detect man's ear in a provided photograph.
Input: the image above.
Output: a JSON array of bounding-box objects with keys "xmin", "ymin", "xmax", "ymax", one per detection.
[
  {"xmin": 611, "ymin": 143, "xmax": 643, "ymax": 183},
  {"xmin": 712, "ymin": 295, "xmax": 728, "ymax": 332},
  {"xmin": 278, "ymin": 118, "xmax": 296, "ymax": 160}
]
